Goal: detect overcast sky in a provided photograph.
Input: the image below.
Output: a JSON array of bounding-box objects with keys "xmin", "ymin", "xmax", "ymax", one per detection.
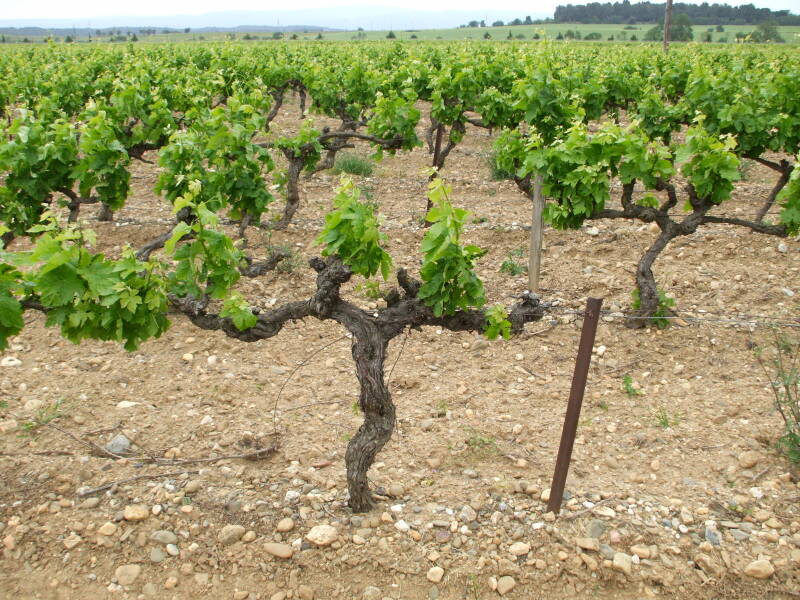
[{"xmin": 1, "ymin": 0, "xmax": 796, "ymax": 22}]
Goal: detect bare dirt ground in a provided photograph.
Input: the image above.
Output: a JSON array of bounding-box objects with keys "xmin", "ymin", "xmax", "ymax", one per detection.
[{"xmin": 1, "ymin": 96, "xmax": 799, "ymax": 600}]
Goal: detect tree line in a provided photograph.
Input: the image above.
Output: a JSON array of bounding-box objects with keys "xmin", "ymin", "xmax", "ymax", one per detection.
[{"xmin": 553, "ymin": 2, "xmax": 800, "ymax": 25}]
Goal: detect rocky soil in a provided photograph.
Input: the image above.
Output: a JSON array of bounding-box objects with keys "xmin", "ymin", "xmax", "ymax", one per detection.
[{"xmin": 1, "ymin": 96, "xmax": 799, "ymax": 600}]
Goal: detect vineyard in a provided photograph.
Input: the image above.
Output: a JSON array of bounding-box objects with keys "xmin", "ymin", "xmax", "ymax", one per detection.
[{"xmin": 0, "ymin": 41, "xmax": 799, "ymax": 599}]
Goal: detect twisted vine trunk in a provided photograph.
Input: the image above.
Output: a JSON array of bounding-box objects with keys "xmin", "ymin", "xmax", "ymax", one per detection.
[
  {"xmin": 627, "ymin": 229, "xmax": 676, "ymax": 328},
  {"xmin": 273, "ymin": 157, "xmax": 303, "ymax": 230},
  {"xmin": 97, "ymin": 203, "xmax": 114, "ymax": 222},
  {"xmin": 345, "ymin": 328, "xmax": 395, "ymax": 512}
]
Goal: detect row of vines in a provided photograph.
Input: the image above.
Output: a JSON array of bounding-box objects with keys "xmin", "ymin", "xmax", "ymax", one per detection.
[{"xmin": 0, "ymin": 40, "xmax": 798, "ymax": 508}]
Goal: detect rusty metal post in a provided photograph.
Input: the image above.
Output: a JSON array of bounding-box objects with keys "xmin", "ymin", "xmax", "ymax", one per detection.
[{"xmin": 547, "ymin": 297, "xmax": 603, "ymax": 515}]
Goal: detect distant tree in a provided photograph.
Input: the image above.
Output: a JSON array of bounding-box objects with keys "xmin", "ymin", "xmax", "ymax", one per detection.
[
  {"xmin": 493, "ymin": 20, "xmax": 504, "ymax": 27},
  {"xmin": 645, "ymin": 13, "xmax": 693, "ymax": 42},
  {"xmin": 532, "ymin": 32, "xmax": 540, "ymax": 39},
  {"xmin": 702, "ymin": 31, "xmax": 713, "ymax": 41},
  {"xmin": 515, "ymin": 33, "xmax": 525, "ymax": 39},
  {"xmin": 0, "ymin": 35, "xmax": 5, "ymax": 43},
  {"xmin": 510, "ymin": 18, "xmax": 523, "ymax": 26},
  {"xmin": 556, "ymin": 31, "xmax": 564, "ymax": 39},
  {"xmin": 480, "ymin": 20, "xmax": 486, "ymax": 27},
  {"xmin": 386, "ymin": 30, "xmax": 396, "ymax": 39},
  {"xmin": 131, "ymin": 34, "xmax": 138, "ymax": 42},
  {"xmin": 291, "ymin": 33, "xmax": 299, "ymax": 39},
  {"xmin": 316, "ymin": 32, "xmax": 323, "ymax": 39},
  {"xmin": 524, "ymin": 15, "xmax": 533, "ymax": 24},
  {"xmin": 468, "ymin": 20, "xmax": 479, "ymax": 27},
  {"xmin": 357, "ymin": 27, "xmax": 364, "ymax": 31},
  {"xmin": 630, "ymin": 33, "xmax": 638, "ymax": 40},
  {"xmin": 608, "ymin": 34, "xmax": 615, "ymax": 40},
  {"xmin": 507, "ymin": 30, "xmax": 513, "ymax": 39},
  {"xmin": 184, "ymin": 27, "xmax": 191, "ymax": 33},
  {"xmin": 272, "ymin": 31, "xmax": 283, "ymax": 39},
  {"xmin": 751, "ymin": 21, "xmax": 784, "ymax": 42},
  {"xmin": 483, "ymin": 31, "xmax": 492, "ymax": 39},
  {"xmin": 22, "ymin": 37, "xmax": 31, "ymax": 43},
  {"xmin": 716, "ymin": 24, "xmax": 725, "ymax": 32},
  {"xmin": 585, "ymin": 32, "xmax": 602, "ymax": 40},
  {"xmin": 410, "ymin": 33, "xmax": 418, "ymax": 39}
]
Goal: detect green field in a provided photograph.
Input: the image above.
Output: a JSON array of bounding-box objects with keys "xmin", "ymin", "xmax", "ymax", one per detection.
[{"xmin": 2, "ymin": 22, "xmax": 799, "ymax": 44}]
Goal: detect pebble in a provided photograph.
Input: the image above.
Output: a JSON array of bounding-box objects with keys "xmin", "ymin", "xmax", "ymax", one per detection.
[
  {"xmin": 150, "ymin": 548, "xmax": 166, "ymax": 563},
  {"xmin": 150, "ymin": 530, "xmax": 178, "ymax": 545},
  {"xmin": 680, "ymin": 507, "xmax": 694, "ymax": 525},
  {"xmin": 362, "ymin": 586, "xmax": 382, "ymax": 600},
  {"xmin": 166, "ymin": 544, "xmax": 179, "ymax": 556},
  {"xmin": 264, "ymin": 542, "xmax": 293, "ymax": 559},
  {"xmin": 576, "ymin": 538, "xmax": 600, "ymax": 552},
  {"xmin": 306, "ymin": 524, "xmax": 338, "ymax": 546},
  {"xmin": 63, "ymin": 533, "xmax": 82, "ymax": 549},
  {"xmin": 599, "ymin": 544, "xmax": 615, "ymax": 560},
  {"xmin": 705, "ymin": 527, "xmax": 721, "ymax": 546},
  {"xmin": 98, "ymin": 522, "xmax": 117, "ymax": 536},
  {"xmin": 496, "ymin": 576, "xmax": 516, "ymax": 596},
  {"xmin": 613, "ymin": 552, "xmax": 633, "ymax": 576},
  {"xmin": 508, "ymin": 542, "xmax": 531, "ymax": 556},
  {"xmin": 738, "ymin": 450, "xmax": 760, "ymax": 469},
  {"xmin": 0, "ymin": 357, "xmax": 22, "ymax": 367},
  {"xmin": 594, "ymin": 506, "xmax": 615, "ymax": 518},
  {"xmin": 586, "ymin": 519, "xmax": 606, "ymax": 538},
  {"xmin": 744, "ymin": 559, "xmax": 774, "ymax": 579},
  {"xmin": 426, "ymin": 566, "xmax": 444, "ymax": 583},
  {"xmin": 630, "ymin": 544, "xmax": 650, "ymax": 559},
  {"xmin": 276, "ymin": 518, "xmax": 295, "ymax": 533},
  {"xmin": 218, "ymin": 524, "xmax": 246, "ymax": 545},
  {"xmin": 388, "ymin": 483, "xmax": 405, "ymax": 497},
  {"xmin": 105, "ymin": 434, "xmax": 132, "ymax": 456},
  {"xmin": 114, "ymin": 564, "xmax": 141, "ymax": 586},
  {"xmin": 297, "ymin": 585, "xmax": 314, "ymax": 600},
  {"xmin": 394, "ymin": 520, "xmax": 410, "ymax": 533},
  {"xmin": 123, "ymin": 505, "xmax": 149, "ymax": 521}
]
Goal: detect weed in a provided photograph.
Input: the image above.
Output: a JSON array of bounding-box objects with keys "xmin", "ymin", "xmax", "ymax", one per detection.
[
  {"xmin": 622, "ymin": 374, "xmax": 641, "ymax": 397},
  {"xmin": 754, "ymin": 331, "xmax": 800, "ymax": 463},
  {"xmin": 351, "ymin": 401, "xmax": 361, "ymax": 415},
  {"xmin": 500, "ymin": 248, "xmax": 527, "ymax": 276},
  {"xmin": 332, "ymin": 152, "xmax": 374, "ymax": 177},
  {"xmin": 471, "ymin": 216, "xmax": 488, "ymax": 224},
  {"xmin": 464, "ymin": 427, "xmax": 499, "ymax": 459},
  {"xmin": 0, "ymin": 400, "xmax": 7, "ymax": 410},
  {"xmin": 354, "ymin": 280, "xmax": 383, "ymax": 300},
  {"xmin": 653, "ymin": 403, "xmax": 680, "ymax": 429},
  {"xmin": 597, "ymin": 400, "xmax": 609, "ymax": 411},
  {"xmin": 631, "ymin": 288, "xmax": 675, "ymax": 329},
  {"xmin": 434, "ymin": 399, "xmax": 449, "ymax": 417},
  {"xmin": 274, "ymin": 245, "xmax": 305, "ymax": 274},
  {"xmin": 20, "ymin": 399, "xmax": 63, "ymax": 435},
  {"xmin": 486, "ymin": 151, "xmax": 515, "ymax": 181}
]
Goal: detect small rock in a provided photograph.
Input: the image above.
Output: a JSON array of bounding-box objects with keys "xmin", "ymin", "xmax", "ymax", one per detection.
[
  {"xmin": 586, "ymin": 519, "xmax": 606, "ymax": 538},
  {"xmin": 0, "ymin": 357, "xmax": 22, "ymax": 367},
  {"xmin": 123, "ymin": 505, "xmax": 148, "ymax": 521},
  {"xmin": 306, "ymin": 524, "xmax": 338, "ymax": 546},
  {"xmin": 264, "ymin": 542, "xmax": 293, "ymax": 559},
  {"xmin": 496, "ymin": 576, "xmax": 516, "ymax": 596},
  {"xmin": 388, "ymin": 483, "xmax": 405, "ymax": 497},
  {"xmin": 234, "ymin": 592, "xmax": 250, "ymax": 600},
  {"xmin": 150, "ymin": 530, "xmax": 178, "ymax": 545},
  {"xmin": 459, "ymin": 505, "xmax": 477, "ymax": 523},
  {"xmin": 166, "ymin": 544, "xmax": 179, "ymax": 556},
  {"xmin": 613, "ymin": 552, "xmax": 632, "ymax": 576},
  {"xmin": 738, "ymin": 451, "xmax": 760, "ymax": 470},
  {"xmin": 150, "ymin": 548, "xmax": 166, "ymax": 563},
  {"xmin": 362, "ymin": 587, "xmax": 382, "ymax": 600},
  {"xmin": 540, "ymin": 489, "xmax": 551, "ymax": 502},
  {"xmin": 218, "ymin": 524, "xmax": 246, "ymax": 545},
  {"xmin": 509, "ymin": 542, "xmax": 531, "ymax": 556},
  {"xmin": 630, "ymin": 544, "xmax": 650, "ymax": 559},
  {"xmin": 594, "ymin": 506, "xmax": 616, "ymax": 518},
  {"xmin": 576, "ymin": 538, "xmax": 600, "ymax": 552},
  {"xmin": 426, "ymin": 566, "xmax": 444, "ymax": 583},
  {"xmin": 98, "ymin": 522, "xmax": 117, "ymax": 536},
  {"xmin": 420, "ymin": 419, "xmax": 435, "ymax": 431},
  {"xmin": 184, "ymin": 480, "xmax": 202, "ymax": 494},
  {"xmin": 114, "ymin": 564, "xmax": 141, "ymax": 586},
  {"xmin": 297, "ymin": 585, "xmax": 314, "ymax": 600},
  {"xmin": 116, "ymin": 401, "xmax": 139, "ymax": 409},
  {"xmin": 394, "ymin": 520, "xmax": 410, "ymax": 533},
  {"xmin": 744, "ymin": 559, "xmax": 774, "ymax": 579},
  {"xmin": 182, "ymin": 353, "xmax": 193, "ymax": 362},
  {"xmin": 705, "ymin": 527, "xmax": 721, "ymax": 546},
  {"xmin": 599, "ymin": 544, "xmax": 615, "ymax": 560},
  {"xmin": 276, "ymin": 517, "xmax": 295, "ymax": 533},
  {"xmin": 105, "ymin": 434, "xmax": 132, "ymax": 456},
  {"xmin": 63, "ymin": 533, "xmax": 82, "ymax": 549},
  {"xmin": 680, "ymin": 507, "xmax": 694, "ymax": 525}
]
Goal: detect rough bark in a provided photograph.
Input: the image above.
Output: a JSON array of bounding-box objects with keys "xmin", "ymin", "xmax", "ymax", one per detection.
[
  {"xmin": 754, "ymin": 160, "xmax": 792, "ymax": 224},
  {"xmin": 272, "ymin": 155, "xmax": 304, "ymax": 230},
  {"xmin": 97, "ymin": 203, "xmax": 114, "ymax": 222}
]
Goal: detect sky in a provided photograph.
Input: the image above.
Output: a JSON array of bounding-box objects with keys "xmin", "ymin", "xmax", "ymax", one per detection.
[{"xmin": 1, "ymin": 0, "xmax": 797, "ymax": 22}]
